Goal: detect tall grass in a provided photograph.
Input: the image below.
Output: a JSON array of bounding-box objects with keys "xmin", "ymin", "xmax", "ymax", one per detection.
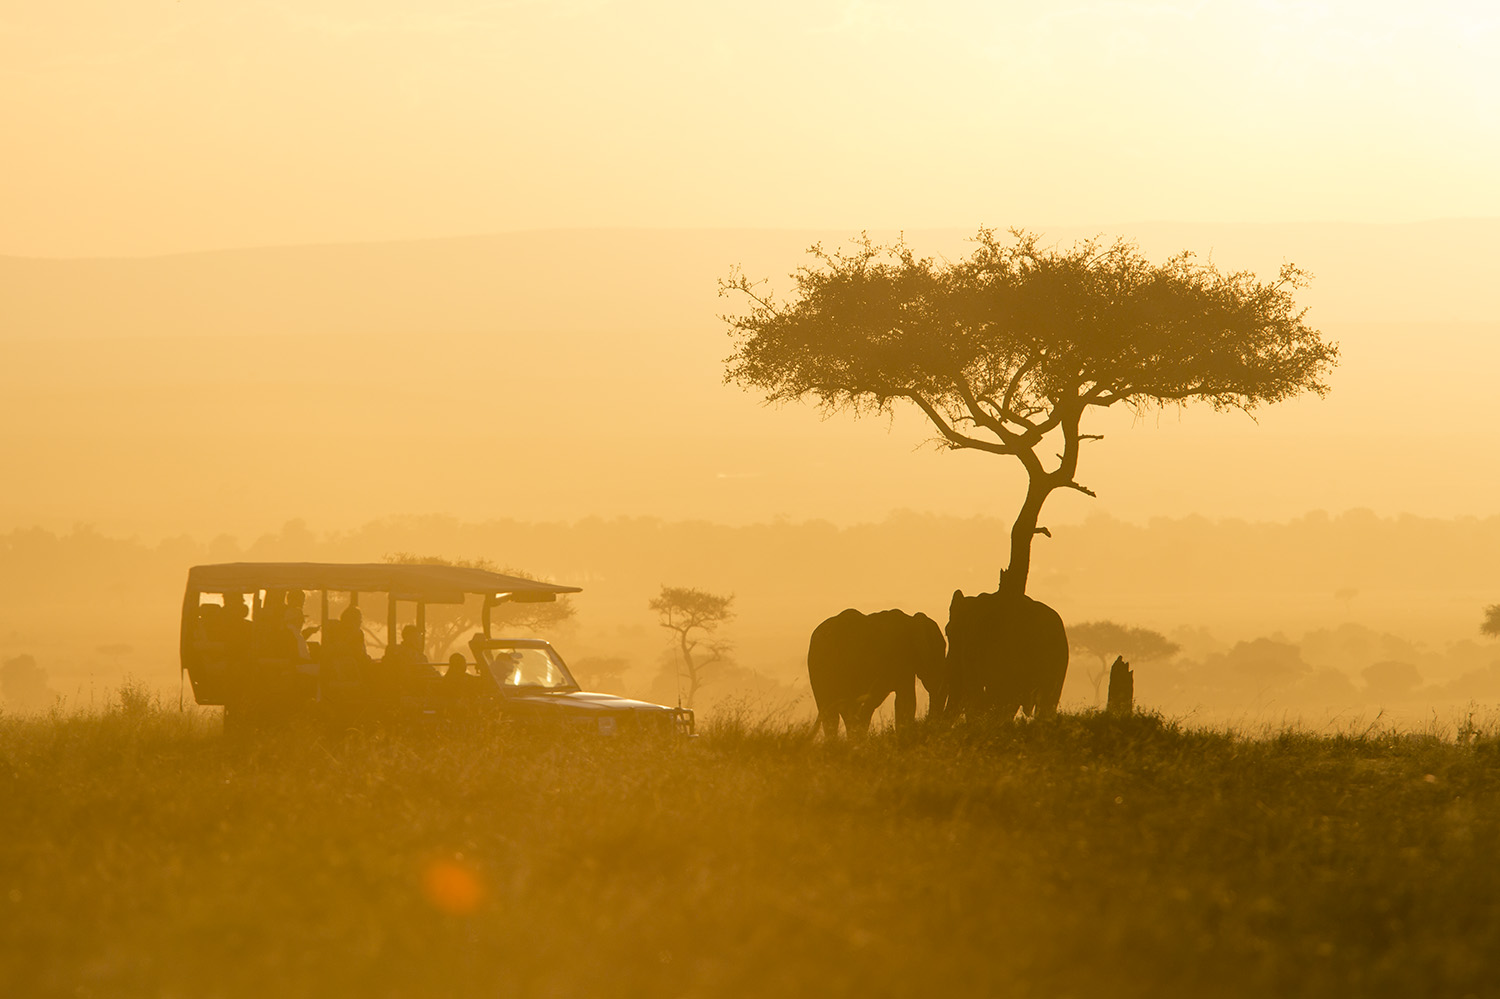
[{"xmin": 3, "ymin": 692, "xmax": 1500, "ymax": 997}]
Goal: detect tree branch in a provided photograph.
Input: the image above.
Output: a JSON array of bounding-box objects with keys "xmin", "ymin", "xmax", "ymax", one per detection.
[
  {"xmin": 1002, "ymin": 351, "xmax": 1042, "ymax": 419},
  {"xmin": 903, "ymin": 392, "xmax": 1019, "ymax": 456}
]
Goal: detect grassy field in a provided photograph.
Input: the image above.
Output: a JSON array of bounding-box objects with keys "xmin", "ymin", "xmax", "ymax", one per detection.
[{"xmin": 4, "ymin": 690, "xmax": 1500, "ymax": 998}]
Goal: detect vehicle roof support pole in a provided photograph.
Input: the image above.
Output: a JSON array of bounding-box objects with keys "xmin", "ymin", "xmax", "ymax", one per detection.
[
  {"xmin": 387, "ymin": 593, "xmax": 398, "ymax": 656},
  {"xmin": 318, "ymin": 589, "xmax": 329, "ymax": 700},
  {"xmin": 482, "ymin": 596, "xmax": 493, "ymax": 639},
  {"xmin": 416, "ymin": 602, "xmax": 426, "ymax": 656}
]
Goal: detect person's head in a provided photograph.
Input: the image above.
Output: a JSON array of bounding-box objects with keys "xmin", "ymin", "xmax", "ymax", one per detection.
[
  {"xmin": 402, "ymin": 624, "xmax": 421, "ymax": 646},
  {"xmin": 341, "ymin": 606, "xmax": 362, "ymax": 626},
  {"xmin": 448, "ymin": 653, "xmax": 467, "ymax": 677},
  {"xmin": 225, "ymin": 594, "xmax": 248, "ymax": 619}
]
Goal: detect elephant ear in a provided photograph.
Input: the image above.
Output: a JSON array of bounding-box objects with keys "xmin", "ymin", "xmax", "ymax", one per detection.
[{"xmin": 949, "ymin": 589, "xmax": 965, "ymax": 612}]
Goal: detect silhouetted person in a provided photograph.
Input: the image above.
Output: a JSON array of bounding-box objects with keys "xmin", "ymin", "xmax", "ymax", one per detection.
[
  {"xmin": 219, "ymin": 593, "xmax": 254, "ymax": 702},
  {"xmin": 285, "ymin": 606, "xmax": 312, "ymax": 661},
  {"xmin": 385, "ymin": 625, "xmax": 425, "ymax": 668},
  {"xmin": 254, "ymin": 589, "xmax": 293, "ymax": 658},
  {"xmin": 285, "ymin": 590, "xmax": 319, "ymax": 642},
  {"xmin": 444, "ymin": 653, "xmax": 471, "ymax": 691},
  {"xmin": 323, "ymin": 606, "xmax": 370, "ymax": 682},
  {"xmin": 336, "ymin": 606, "xmax": 368, "ymax": 660},
  {"xmin": 222, "ymin": 593, "xmax": 252, "ymax": 658}
]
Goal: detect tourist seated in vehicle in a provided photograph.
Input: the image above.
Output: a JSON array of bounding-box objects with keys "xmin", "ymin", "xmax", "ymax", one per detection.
[
  {"xmin": 285, "ymin": 590, "xmax": 319, "ymax": 658},
  {"xmin": 285, "ymin": 605, "xmax": 313, "ymax": 662},
  {"xmin": 331, "ymin": 606, "xmax": 369, "ymax": 658},
  {"xmin": 253, "ymin": 590, "xmax": 300, "ymax": 660},
  {"xmin": 384, "ymin": 625, "xmax": 429, "ymax": 671},
  {"xmin": 444, "ymin": 653, "xmax": 472, "ymax": 692},
  {"xmin": 321, "ymin": 606, "xmax": 371, "ymax": 682},
  {"xmin": 221, "ymin": 593, "xmax": 252, "ymax": 661}
]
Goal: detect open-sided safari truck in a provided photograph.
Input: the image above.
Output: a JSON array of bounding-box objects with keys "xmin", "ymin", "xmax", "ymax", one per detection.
[{"xmin": 181, "ymin": 562, "xmax": 694, "ymax": 735}]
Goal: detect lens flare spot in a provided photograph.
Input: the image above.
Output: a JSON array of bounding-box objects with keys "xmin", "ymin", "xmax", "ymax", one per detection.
[{"xmin": 422, "ymin": 859, "xmax": 483, "ymax": 916}]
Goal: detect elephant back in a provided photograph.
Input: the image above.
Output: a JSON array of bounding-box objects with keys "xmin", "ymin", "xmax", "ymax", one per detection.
[
  {"xmin": 808, "ymin": 607, "xmax": 948, "ymax": 710},
  {"xmin": 945, "ymin": 588, "xmax": 1069, "ymax": 718}
]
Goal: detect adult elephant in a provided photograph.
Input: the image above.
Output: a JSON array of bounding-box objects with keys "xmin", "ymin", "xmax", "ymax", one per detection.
[
  {"xmin": 944, "ymin": 588, "xmax": 1068, "ymax": 720},
  {"xmin": 807, "ymin": 609, "xmax": 947, "ymax": 738}
]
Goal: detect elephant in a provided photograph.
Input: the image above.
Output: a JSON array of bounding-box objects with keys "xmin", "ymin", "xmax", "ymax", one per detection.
[
  {"xmin": 944, "ymin": 587, "xmax": 1068, "ymax": 720},
  {"xmin": 807, "ymin": 608, "xmax": 947, "ymax": 738}
]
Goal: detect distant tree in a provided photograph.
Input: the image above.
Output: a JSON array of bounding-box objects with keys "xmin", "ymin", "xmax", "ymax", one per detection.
[
  {"xmin": 1483, "ymin": 604, "xmax": 1500, "ymax": 639},
  {"xmin": 1223, "ymin": 638, "xmax": 1310, "ymax": 689},
  {"xmin": 723, "ymin": 230, "xmax": 1338, "ymax": 596},
  {"xmin": 1069, "ymin": 621, "xmax": 1179, "ymax": 705},
  {"xmin": 569, "ymin": 656, "xmax": 631, "ymax": 694},
  {"xmin": 649, "ymin": 586, "xmax": 734, "ymax": 709},
  {"xmin": 1, "ymin": 654, "xmax": 58, "ymax": 712},
  {"xmin": 384, "ymin": 553, "xmax": 575, "ymax": 659}
]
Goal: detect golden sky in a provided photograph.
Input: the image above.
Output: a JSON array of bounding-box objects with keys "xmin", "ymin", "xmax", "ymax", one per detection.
[
  {"xmin": 3, "ymin": 1, "xmax": 1496, "ymax": 257},
  {"xmin": 2, "ymin": 3, "xmax": 1498, "ymax": 543}
]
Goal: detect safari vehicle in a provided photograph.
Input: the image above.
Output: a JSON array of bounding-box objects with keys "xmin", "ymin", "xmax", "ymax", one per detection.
[{"xmin": 180, "ymin": 562, "xmax": 694, "ymax": 736}]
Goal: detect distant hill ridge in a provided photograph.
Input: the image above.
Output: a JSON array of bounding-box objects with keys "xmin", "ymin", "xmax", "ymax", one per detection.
[{"xmin": 3, "ymin": 220, "xmax": 1497, "ymax": 341}]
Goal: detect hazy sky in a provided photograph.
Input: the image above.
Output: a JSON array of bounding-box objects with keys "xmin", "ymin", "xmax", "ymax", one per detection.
[{"xmin": 3, "ymin": 1, "xmax": 1497, "ymax": 257}]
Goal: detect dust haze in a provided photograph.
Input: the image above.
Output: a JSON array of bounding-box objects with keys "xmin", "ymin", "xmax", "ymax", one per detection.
[
  {"xmin": 8, "ymin": 3, "xmax": 1500, "ymax": 997},
  {"xmin": 4, "ymin": 221, "xmax": 1500, "ymax": 726}
]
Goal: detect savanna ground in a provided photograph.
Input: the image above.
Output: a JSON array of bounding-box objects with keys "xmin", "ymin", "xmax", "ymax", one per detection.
[{"xmin": 4, "ymin": 688, "xmax": 1500, "ymax": 998}]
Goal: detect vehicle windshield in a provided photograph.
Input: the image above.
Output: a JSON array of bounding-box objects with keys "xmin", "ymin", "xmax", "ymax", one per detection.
[{"xmin": 474, "ymin": 642, "xmax": 578, "ymax": 692}]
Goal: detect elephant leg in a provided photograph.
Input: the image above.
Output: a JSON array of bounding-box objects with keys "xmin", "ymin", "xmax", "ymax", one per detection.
[
  {"xmin": 1031, "ymin": 687, "xmax": 1056, "ymax": 719},
  {"xmin": 845, "ymin": 698, "xmax": 879, "ymax": 740},
  {"xmin": 819, "ymin": 704, "xmax": 842, "ymax": 740},
  {"xmin": 1040, "ymin": 669, "xmax": 1066, "ymax": 718},
  {"xmin": 894, "ymin": 681, "xmax": 916, "ymax": 730},
  {"xmin": 1020, "ymin": 686, "xmax": 1039, "ymax": 719}
]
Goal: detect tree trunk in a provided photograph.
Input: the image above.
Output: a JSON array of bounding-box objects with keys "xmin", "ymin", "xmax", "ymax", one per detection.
[
  {"xmin": 678, "ymin": 631, "xmax": 697, "ymax": 708},
  {"xmin": 1001, "ymin": 473, "xmax": 1053, "ymax": 598}
]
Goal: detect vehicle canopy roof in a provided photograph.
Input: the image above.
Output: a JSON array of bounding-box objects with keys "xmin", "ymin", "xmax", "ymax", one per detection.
[{"xmin": 185, "ymin": 562, "xmax": 581, "ymax": 602}]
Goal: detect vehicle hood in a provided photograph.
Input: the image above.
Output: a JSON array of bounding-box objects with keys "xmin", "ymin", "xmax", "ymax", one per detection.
[{"xmin": 502, "ymin": 690, "xmax": 678, "ymax": 714}]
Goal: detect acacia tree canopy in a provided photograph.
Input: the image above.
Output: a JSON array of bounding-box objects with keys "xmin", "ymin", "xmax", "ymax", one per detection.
[
  {"xmin": 650, "ymin": 586, "xmax": 734, "ymax": 709},
  {"xmin": 1070, "ymin": 621, "xmax": 1180, "ymax": 665},
  {"xmin": 384, "ymin": 552, "xmax": 575, "ymax": 658},
  {"xmin": 722, "ymin": 229, "xmax": 1339, "ymax": 595},
  {"xmin": 1069, "ymin": 620, "xmax": 1180, "ymax": 705}
]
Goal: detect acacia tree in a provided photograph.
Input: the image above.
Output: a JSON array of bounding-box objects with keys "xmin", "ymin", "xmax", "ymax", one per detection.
[
  {"xmin": 1483, "ymin": 605, "xmax": 1500, "ymax": 638},
  {"xmin": 384, "ymin": 553, "xmax": 575, "ymax": 659},
  {"xmin": 722, "ymin": 230, "xmax": 1339, "ymax": 597},
  {"xmin": 650, "ymin": 586, "xmax": 733, "ymax": 709},
  {"xmin": 1068, "ymin": 620, "xmax": 1179, "ymax": 705}
]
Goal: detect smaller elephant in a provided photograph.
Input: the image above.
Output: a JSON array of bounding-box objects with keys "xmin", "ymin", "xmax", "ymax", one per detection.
[{"xmin": 807, "ymin": 608, "xmax": 947, "ymax": 738}]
